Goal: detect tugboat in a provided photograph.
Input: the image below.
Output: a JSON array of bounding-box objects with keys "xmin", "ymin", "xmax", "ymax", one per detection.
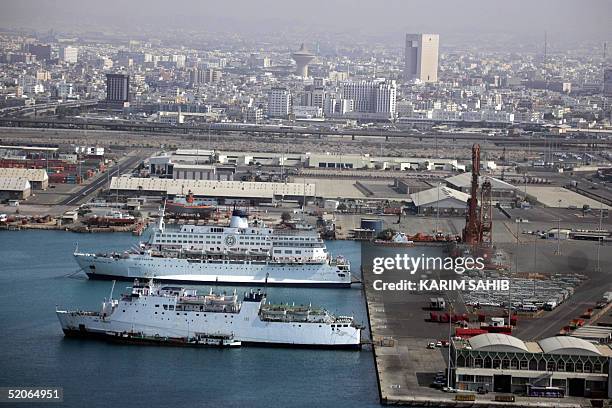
[{"xmin": 165, "ymin": 191, "xmax": 217, "ymax": 217}]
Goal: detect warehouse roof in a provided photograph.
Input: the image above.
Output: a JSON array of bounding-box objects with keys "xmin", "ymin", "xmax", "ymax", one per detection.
[
  {"xmin": 110, "ymin": 177, "xmax": 315, "ymax": 198},
  {"xmin": 410, "ymin": 186, "xmax": 470, "ymax": 207},
  {"xmin": 172, "ymin": 163, "xmax": 217, "ymax": 170},
  {"xmin": 174, "ymin": 149, "xmax": 214, "ymax": 156},
  {"xmin": 0, "ymin": 167, "xmax": 48, "ymax": 182},
  {"xmin": 538, "ymin": 336, "xmax": 601, "ymax": 356},
  {"xmin": 469, "ymin": 333, "xmax": 529, "ymax": 353},
  {"xmin": 571, "ymin": 325, "xmax": 612, "ymax": 342},
  {"xmin": 445, "ymin": 172, "xmax": 517, "ymax": 191},
  {"xmin": 0, "ymin": 177, "xmax": 31, "ymax": 191}
]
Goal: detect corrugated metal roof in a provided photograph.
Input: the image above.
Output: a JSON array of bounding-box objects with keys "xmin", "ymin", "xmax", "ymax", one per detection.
[
  {"xmin": 109, "ymin": 177, "xmax": 315, "ymax": 198},
  {"xmin": 410, "ymin": 186, "xmax": 469, "ymax": 207},
  {"xmin": 445, "ymin": 172, "xmax": 517, "ymax": 190},
  {"xmin": 538, "ymin": 336, "xmax": 601, "ymax": 356},
  {"xmin": 469, "ymin": 333, "xmax": 528, "ymax": 352},
  {"xmin": 0, "ymin": 167, "xmax": 48, "ymax": 182},
  {"xmin": 0, "ymin": 177, "xmax": 31, "ymax": 191}
]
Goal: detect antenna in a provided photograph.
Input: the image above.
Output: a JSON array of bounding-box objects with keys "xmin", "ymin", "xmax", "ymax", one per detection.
[{"xmin": 543, "ymin": 31, "xmax": 547, "ymax": 64}]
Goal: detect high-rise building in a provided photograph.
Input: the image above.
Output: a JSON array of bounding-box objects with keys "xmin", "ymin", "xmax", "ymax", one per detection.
[
  {"xmin": 267, "ymin": 87, "xmax": 292, "ymax": 118},
  {"xmin": 24, "ymin": 44, "xmax": 51, "ymax": 61},
  {"xmin": 604, "ymin": 67, "xmax": 612, "ymax": 97},
  {"xmin": 301, "ymin": 86, "xmax": 326, "ymax": 108},
  {"xmin": 340, "ymin": 79, "xmax": 396, "ymax": 116},
  {"xmin": 60, "ymin": 46, "xmax": 78, "ymax": 63},
  {"xmin": 190, "ymin": 68, "xmax": 223, "ymax": 85},
  {"xmin": 106, "ymin": 74, "xmax": 130, "ymax": 103},
  {"xmin": 404, "ymin": 34, "xmax": 439, "ymax": 83}
]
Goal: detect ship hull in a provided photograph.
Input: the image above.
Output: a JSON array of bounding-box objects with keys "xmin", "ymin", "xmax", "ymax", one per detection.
[
  {"xmin": 165, "ymin": 203, "xmax": 215, "ymax": 216},
  {"xmin": 75, "ymin": 253, "xmax": 352, "ymax": 287},
  {"xmin": 61, "ymin": 328, "xmax": 359, "ymax": 349},
  {"xmin": 84, "ymin": 272, "xmax": 351, "ymax": 288},
  {"xmin": 57, "ymin": 306, "xmax": 361, "ymax": 348}
]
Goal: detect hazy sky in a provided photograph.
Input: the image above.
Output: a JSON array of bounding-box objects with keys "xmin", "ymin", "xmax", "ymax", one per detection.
[{"xmin": 2, "ymin": 0, "xmax": 611, "ymax": 44}]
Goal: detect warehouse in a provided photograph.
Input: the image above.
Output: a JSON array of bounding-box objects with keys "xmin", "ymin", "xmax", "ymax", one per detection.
[
  {"xmin": 305, "ymin": 153, "xmax": 462, "ymax": 171},
  {"xmin": 0, "ymin": 177, "xmax": 31, "ymax": 200},
  {"xmin": 172, "ymin": 164, "xmax": 235, "ymax": 181},
  {"xmin": 452, "ymin": 333, "xmax": 612, "ymax": 398},
  {"xmin": 445, "ymin": 172, "xmax": 519, "ymax": 206},
  {"xmin": 0, "ymin": 167, "xmax": 48, "ymax": 189},
  {"xmin": 410, "ymin": 185, "xmax": 469, "ymax": 215},
  {"xmin": 109, "ymin": 176, "xmax": 315, "ymax": 204}
]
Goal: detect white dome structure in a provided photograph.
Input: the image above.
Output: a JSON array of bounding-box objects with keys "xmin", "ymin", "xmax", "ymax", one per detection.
[
  {"xmin": 468, "ymin": 333, "xmax": 529, "ymax": 353},
  {"xmin": 538, "ymin": 336, "xmax": 601, "ymax": 356}
]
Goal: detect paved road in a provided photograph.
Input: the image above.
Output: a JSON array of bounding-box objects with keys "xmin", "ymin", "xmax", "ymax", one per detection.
[{"xmin": 59, "ymin": 151, "xmax": 145, "ymax": 206}]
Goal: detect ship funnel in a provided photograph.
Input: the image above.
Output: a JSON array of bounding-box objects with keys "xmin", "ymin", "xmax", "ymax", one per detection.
[{"xmin": 229, "ymin": 209, "xmax": 249, "ymax": 229}]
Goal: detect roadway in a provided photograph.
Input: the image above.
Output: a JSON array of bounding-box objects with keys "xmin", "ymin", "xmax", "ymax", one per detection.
[
  {"xmin": 1, "ymin": 116, "xmax": 612, "ymax": 147},
  {"xmin": 59, "ymin": 150, "xmax": 146, "ymax": 206}
]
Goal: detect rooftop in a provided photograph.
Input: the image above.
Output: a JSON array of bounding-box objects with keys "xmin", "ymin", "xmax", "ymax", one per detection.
[
  {"xmin": 110, "ymin": 176, "xmax": 315, "ymax": 198},
  {"xmin": 537, "ymin": 336, "xmax": 602, "ymax": 356},
  {"xmin": 410, "ymin": 185, "xmax": 470, "ymax": 207},
  {"xmin": 468, "ymin": 333, "xmax": 529, "ymax": 353},
  {"xmin": 0, "ymin": 177, "xmax": 30, "ymax": 192},
  {"xmin": 445, "ymin": 172, "xmax": 517, "ymax": 190},
  {"xmin": 0, "ymin": 167, "xmax": 48, "ymax": 182}
]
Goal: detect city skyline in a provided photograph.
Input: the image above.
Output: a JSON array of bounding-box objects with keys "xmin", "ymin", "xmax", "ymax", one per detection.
[{"xmin": 1, "ymin": 0, "xmax": 611, "ymax": 47}]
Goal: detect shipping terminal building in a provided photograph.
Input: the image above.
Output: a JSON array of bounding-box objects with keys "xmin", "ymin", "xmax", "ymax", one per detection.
[
  {"xmin": 451, "ymin": 333, "xmax": 612, "ymax": 399},
  {"xmin": 109, "ymin": 177, "xmax": 315, "ymax": 205}
]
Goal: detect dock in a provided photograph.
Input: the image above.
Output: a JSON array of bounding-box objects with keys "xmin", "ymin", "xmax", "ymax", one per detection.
[{"xmin": 361, "ymin": 241, "xmax": 592, "ymax": 407}]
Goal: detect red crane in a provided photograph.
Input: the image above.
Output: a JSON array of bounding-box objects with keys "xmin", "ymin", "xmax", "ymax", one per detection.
[
  {"xmin": 463, "ymin": 144, "xmax": 482, "ymax": 245},
  {"xmin": 462, "ymin": 144, "xmax": 493, "ymax": 247}
]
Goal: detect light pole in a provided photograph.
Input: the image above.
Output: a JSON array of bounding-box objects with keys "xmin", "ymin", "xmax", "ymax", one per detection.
[
  {"xmin": 555, "ymin": 199, "xmax": 562, "ymax": 255},
  {"xmin": 555, "ymin": 218, "xmax": 561, "ymax": 255},
  {"xmin": 435, "ymin": 182, "xmax": 441, "ymax": 233},
  {"xmin": 597, "ymin": 200, "xmax": 603, "ymax": 272},
  {"xmin": 447, "ymin": 301, "xmax": 453, "ymax": 389}
]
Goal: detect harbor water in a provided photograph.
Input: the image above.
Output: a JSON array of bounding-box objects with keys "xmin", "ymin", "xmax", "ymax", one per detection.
[{"xmin": 0, "ymin": 231, "xmax": 379, "ymax": 408}]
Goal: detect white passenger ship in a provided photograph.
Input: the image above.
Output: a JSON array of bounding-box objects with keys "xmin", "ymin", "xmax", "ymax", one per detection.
[
  {"xmin": 74, "ymin": 209, "xmax": 352, "ymax": 287},
  {"xmin": 57, "ymin": 280, "xmax": 362, "ymax": 349}
]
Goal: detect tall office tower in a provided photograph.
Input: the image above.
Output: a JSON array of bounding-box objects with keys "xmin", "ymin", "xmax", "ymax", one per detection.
[
  {"xmin": 404, "ymin": 34, "xmax": 439, "ymax": 82},
  {"xmin": 60, "ymin": 46, "xmax": 78, "ymax": 63},
  {"xmin": 604, "ymin": 67, "xmax": 612, "ymax": 97},
  {"xmin": 106, "ymin": 73, "xmax": 130, "ymax": 103},
  {"xmin": 267, "ymin": 87, "xmax": 292, "ymax": 118},
  {"xmin": 340, "ymin": 79, "xmax": 396, "ymax": 115}
]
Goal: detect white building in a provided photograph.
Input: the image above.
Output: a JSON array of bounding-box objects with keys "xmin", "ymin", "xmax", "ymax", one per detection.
[
  {"xmin": 267, "ymin": 87, "xmax": 292, "ymax": 118},
  {"xmin": 293, "ymin": 106, "xmax": 323, "ymax": 119},
  {"xmin": 339, "ymin": 79, "xmax": 396, "ymax": 117},
  {"xmin": 410, "ymin": 186, "xmax": 470, "ymax": 215},
  {"xmin": 158, "ymin": 111, "xmax": 184, "ymax": 125},
  {"xmin": 405, "ymin": 34, "xmax": 439, "ymax": 83},
  {"xmin": 60, "ymin": 46, "xmax": 78, "ymax": 63}
]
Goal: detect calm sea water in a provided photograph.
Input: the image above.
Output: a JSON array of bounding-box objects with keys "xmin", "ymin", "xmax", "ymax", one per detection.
[{"xmin": 0, "ymin": 231, "xmax": 379, "ymax": 408}]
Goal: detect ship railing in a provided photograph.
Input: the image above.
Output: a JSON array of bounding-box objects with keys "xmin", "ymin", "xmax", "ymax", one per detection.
[{"xmin": 70, "ymin": 311, "xmax": 100, "ymax": 317}]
